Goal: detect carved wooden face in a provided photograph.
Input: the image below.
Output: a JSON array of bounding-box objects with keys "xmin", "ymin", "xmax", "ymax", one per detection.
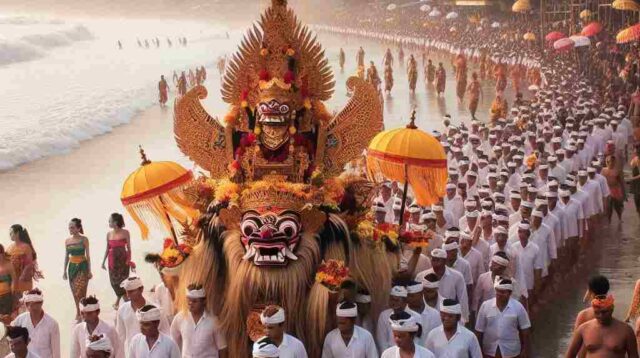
[
  {"xmin": 240, "ymin": 210, "xmax": 301, "ymax": 266},
  {"xmin": 257, "ymin": 99, "xmax": 292, "ymax": 150}
]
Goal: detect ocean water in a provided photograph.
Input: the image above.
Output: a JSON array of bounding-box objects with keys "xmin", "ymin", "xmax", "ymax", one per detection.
[{"xmin": 0, "ymin": 15, "xmax": 235, "ymax": 171}]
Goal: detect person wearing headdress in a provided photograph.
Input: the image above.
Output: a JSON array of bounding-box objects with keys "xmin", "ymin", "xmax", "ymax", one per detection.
[
  {"xmin": 71, "ymin": 296, "xmax": 121, "ymax": 358},
  {"xmin": 321, "ymin": 301, "xmax": 378, "ymax": 357},
  {"xmin": 85, "ymin": 334, "xmax": 113, "ymax": 358},
  {"xmin": 355, "ymin": 289, "xmax": 375, "ymax": 335},
  {"xmin": 170, "ymin": 284, "xmax": 227, "ymax": 357},
  {"xmin": 10, "ymin": 289, "xmax": 59, "ymax": 358},
  {"xmin": 5, "ymin": 326, "xmax": 39, "ymax": 358},
  {"xmin": 257, "ymin": 305, "xmax": 307, "ymax": 357},
  {"xmin": 376, "ymin": 285, "xmax": 421, "ymax": 352},
  {"xmin": 416, "ymin": 248, "xmax": 469, "ymax": 323},
  {"xmin": 128, "ymin": 304, "xmax": 180, "ymax": 357},
  {"xmin": 63, "ymin": 218, "xmax": 92, "ymax": 322},
  {"xmin": 459, "ymin": 230, "xmax": 487, "ymax": 286},
  {"xmin": 475, "ymin": 277, "xmax": 531, "ymax": 358},
  {"xmin": 565, "ymin": 293, "xmax": 638, "ymax": 358},
  {"xmin": 425, "ymin": 299, "xmax": 482, "ymax": 357},
  {"xmin": 253, "ymin": 337, "xmax": 280, "ymax": 358},
  {"xmin": 405, "ymin": 280, "xmax": 441, "ymax": 346},
  {"xmin": 116, "ymin": 276, "xmax": 170, "ymax": 351},
  {"xmin": 381, "ymin": 311, "xmax": 435, "ymax": 358}
]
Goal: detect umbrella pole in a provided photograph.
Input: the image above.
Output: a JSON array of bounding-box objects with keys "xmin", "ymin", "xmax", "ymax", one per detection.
[
  {"xmin": 158, "ymin": 195, "xmax": 180, "ymax": 246},
  {"xmin": 398, "ymin": 164, "xmax": 409, "ymax": 228}
]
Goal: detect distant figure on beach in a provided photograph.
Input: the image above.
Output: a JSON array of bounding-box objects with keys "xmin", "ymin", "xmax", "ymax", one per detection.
[
  {"xmin": 356, "ymin": 46, "xmax": 365, "ymax": 68},
  {"xmin": 200, "ymin": 66, "xmax": 207, "ymax": 82},
  {"xmin": 183, "ymin": 37, "xmax": 188, "ymax": 46},
  {"xmin": 155, "ymin": 37, "xmax": 160, "ymax": 48},
  {"xmin": 188, "ymin": 69, "xmax": 196, "ymax": 88},
  {"xmin": 144, "ymin": 39, "xmax": 149, "ymax": 48},
  {"xmin": 178, "ymin": 71, "xmax": 187, "ymax": 96},
  {"xmin": 167, "ymin": 37, "xmax": 172, "ymax": 47},
  {"xmin": 467, "ymin": 72, "xmax": 482, "ymax": 119},
  {"xmin": 117, "ymin": 41, "xmax": 122, "ymax": 50},
  {"xmin": 435, "ymin": 62, "xmax": 446, "ymax": 97},
  {"xmin": 158, "ymin": 75, "xmax": 169, "ymax": 107},
  {"xmin": 7, "ymin": 225, "xmax": 41, "ymax": 300},
  {"xmin": 63, "ymin": 218, "xmax": 92, "ymax": 322},
  {"xmin": 172, "ymin": 71, "xmax": 179, "ymax": 86},
  {"xmin": 217, "ymin": 57, "xmax": 226, "ymax": 77},
  {"xmin": 101, "ymin": 213, "xmax": 132, "ymax": 310},
  {"xmin": 136, "ymin": 38, "xmax": 142, "ymax": 48},
  {"xmin": 425, "ymin": 59, "xmax": 435, "ymax": 85},
  {"xmin": 339, "ymin": 48, "xmax": 345, "ymax": 71}
]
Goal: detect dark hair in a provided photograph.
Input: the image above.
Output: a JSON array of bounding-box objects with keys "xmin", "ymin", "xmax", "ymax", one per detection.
[
  {"xmin": 424, "ymin": 273, "xmax": 439, "ymax": 283},
  {"xmin": 6, "ymin": 326, "xmax": 29, "ymax": 341},
  {"xmin": 588, "ymin": 275, "xmax": 610, "ymax": 295},
  {"xmin": 442, "ymin": 298, "xmax": 459, "ymax": 306},
  {"xmin": 337, "ymin": 301, "xmax": 356, "ymax": 310},
  {"xmin": 187, "ymin": 283, "xmax": 203, "ymax": 291},
  {"xmin": 340, "ymin": 279, "xmax": 357, "ymax": 291},
  {"xmin": 71, "ymin": 218, "xmax": 84, "ymax": 234},
  {"xmin": 26, "ymin": 288, "xmax": 42, "ymax": 296},
  {"xmin": 10, "ymin": 225, "xmax": 37, "ymax": 260},
  {"xmin": 80, "ymin": 295, "xmax": 99, "ymax": 306},
  {"xmin": 494, "ymin": 251, "xmax": 510, "ymax": 261},
  {"xmin": 389, "ymin": 311, "xmax": 423, "ymax": 337},
  {"xmin": 110, "ymin": 213, "xmax": 125, "ymax": 228},
  {"xmin": 140, "ymin": 304, "xmax": 157, "ymax": 312}
]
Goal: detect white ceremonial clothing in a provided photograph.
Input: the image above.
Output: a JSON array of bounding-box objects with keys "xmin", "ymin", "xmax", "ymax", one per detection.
[
  {"xmin": 128, "ymin": 333, "xmax": 180, "ymax": 358},
  {"xmin": 510, "ymin": 241, "xmax": 543, "ymax": 291},
  {"xmin": 277, "ymin": 333, "xmax": 308, "ymax": 358},
  {"xmin": 569, "ymin": 197, "xmax": 586, "ymax": 236},
  {"xmin": 356, "ymin": 314, "xmax": 375, "ymax": 336},
  {"xmin": 416, "ymin": 304, "xmax": 442, "ymax": 343},
  {"xmin": 530, "ymin": 224, "xmax": 556, "ymax": 277},
  {"xmin": 170, "ymin": 311, "xmax": 227, "ymax": 358},
  {"xmin": 475, "ymin": 298, "xmax": 531, "ymax": 358},
  {"xmin": 376, "ymin": 307, "xmax": 422, "ymax": 352},
  {"xmin": 321, "ymin": 326, "xmax": 378, "ymax": 358},
  {"xmin": 473, "ymin": 238, "xmax": 492, "ymax": 269},
  {"xmin": 70, "ymin": 319, "xmax": 122, "ymax": 358},
  {"xmin": 11, "ymin": 312, "xmax": 60, "ymax": 358},
  {"xmin": 574, "ymin": 188, "xmax": 595, "ymax": 218},
  {"xmin": 595, "ymin": 173, "xmax": 610, "ymax": 198},
  {"xmin": 425, "ymin": 324, "xmax": 482, "ymax": 358},
  {"xmin": 381, "ymin": 345, "xmax": 436, "ymax": 358},
  {"xmin": 559, "ymin": 200, "xmax": 582, "ymax": 238},
  {"xmin": 543, "ymin": 212, "xmax": 562, "ymax": 249},
  {"xmin": 550, "ymin": 165, "xmax": 567, "ymax": 184},
  {"xmin": 116, "ymin": 300, "xmax": 170, "ymax": 351},
  {"xmin": 416, "ymin": 267, "xmax": 469, "ymax": 322},
  {"xmin": 451, "ymin": 257, "xmax": 473, "ymax": 286},
  {"xmin": 152, "ymin": 283, "xmax": 175, "ymax": 323},
  {"xmin": 462, "ymin": 248, "xmax": 487, "ymax": 285},
  {"xmin": 4, "ymin": 352, "xmax": 40, "ymax": 358},
  {"xmin": 581, "ymin": 180, "xmax": 604, "ymax": 215},
  {"xmin": 549, "ymin": 205, "xmax": 568, "ymax": 246}
]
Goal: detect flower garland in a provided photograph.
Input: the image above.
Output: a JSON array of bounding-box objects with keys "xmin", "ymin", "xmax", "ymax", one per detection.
[{"xmin": 315, "ymin": 259, "xmax": 350, "ymax": 292}]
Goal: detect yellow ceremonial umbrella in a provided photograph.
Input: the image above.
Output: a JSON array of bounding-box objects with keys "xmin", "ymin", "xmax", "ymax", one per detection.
[
  {"xmin": 512, "ymin": 0, "xmax": 532, "ymax": 13},
  {"xmin": 366, "ymin": 112, "xmax": 448, "ymax": 225},
  {"xmin": 617, "ymin": 24, "xmax": 640, "ymax": 43},
  {"xmin": 612, "ymin": 0, "xmax": 640, "ymax": 11},
  {"xmin": 579, "ymin": 9, "xmax": 593, "ymax": 19},
  {"xmin": 121, "ymin": 147, "xmax": 198, "ymax": 241},
  {"xmin": 524, "ymin": 32, "xmax": 536, "ymax": 41}
]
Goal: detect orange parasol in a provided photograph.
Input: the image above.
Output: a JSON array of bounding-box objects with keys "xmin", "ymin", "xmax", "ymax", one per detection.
[
  {"xmin": 512, "ymin": 0, "xmax": 532, "ymax": 13},
  {"xmin": 366, "ymin": 111, "xmax": 448, "ymax": 225},
  {"xmin": 612, "ymin": 0, "xmax": 640, "ymax": 11},
  {"xmin": 581, "ymin": 22, "xmax": 603, "ymax": 37},
  {"xmin": 120, "ymin": 147, "xmax": 198, "ymax": 241},
  {"xmin": 545, "ymin": 31, "xmax": 566, "ymax": 42},
  {"xmin": 617, "ymin": 24, "xmax": 640, "ymax": 43}
]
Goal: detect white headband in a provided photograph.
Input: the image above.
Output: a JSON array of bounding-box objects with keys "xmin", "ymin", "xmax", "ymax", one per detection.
[
  {"xmin": 336, "ymin": 303, "xmax": 358, "ymax": 318},
  {"xmin": 445, "ymin": 230, "xmax": 461, "ymax": 238},
  {"xmin": 406, "ymin": 282, "xmax": 423, "ymax": 294},
  {"xmin": 491, "ymin": 255, "xmax": 510, "ymax": 267},
  {"xmin": 22, "ymin": 292, "xmax": 43, "ymax": 303},
  {"xmin": 86, "ymin": 335, "xmax": 112, "ymax": 353},
  {"xmin": 494, "ymin": 226, "xmax": 508, "ymax": 235},
  {"xmin": 186, "ymin": 288, "xmax": 206, "ymax": 299},
  {"xmin": 260, "ymin": 307, "xmax": 285, "ymax": 325},
  {"xmin": 518, "ymin": 222, "xmax": 530, "ymax": 230},
  {"xmin": 80, "ymin": 303, "xmax": 100, "ymax": 313},
  {"xmin": 443, "ymin": 242, "xmax": 459, "ymax": 251},
  {"xmin": 121, "ymin": 276, "xmax": 143, "ymax": 291},
  {"xmin": 431, "ymin": 248, "xmax": 447, "ymax": 259},
  {"xmin": 440, "ymin": 303, "xmax": 462, "ymax": 315},
  {"xmin": 390, "ymin": 315, "xmax": 420, "ymax": 332},
  {"xmin": 391, "ymin": 286, "xmax": 408, "ymax": 298},
  {"xmin": 355, "ymin": 294, "xmax": 372, "ymax": 304},
  {"xmin": 252, "ymin": 337, "xmax": 280, "ymax": 358},
  {"xmin": 493, "ymin": 277, "xmax": 514, "ymax": 291},
  {"xmin": 422, "ymin": 278, "xmax": 440, "ymax": 289},
  {"xmin": 136, "ymin": 307, "xmax": 162, "ymax": 322}
]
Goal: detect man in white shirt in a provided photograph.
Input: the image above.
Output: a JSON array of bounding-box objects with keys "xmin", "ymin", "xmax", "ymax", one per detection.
[
  {"xmin": 6, "ymin": 325, "xmax": 40, "ymax": 358},
  {"xmin": 445, "ymin": 183, "xmax": 465, "ymax": 223},
  {"xmin": 425, "ymin": 299, "xmax": 482, "ymax": 357},
  {"xmin": 258, "ymin": 305, "xmax": 307, "ymax": 358},
  {"xmin": 416, "ymin": 249, "xmax": 469, "ymax": 323},
  {"xmin": 252, "ymin": 337, "xmax": 280, "ymax": 358},
  {"xmin": 443, "ymin": 239, "xmax": 473, "ymax": 301},
  {"xmin": 421, "ymin": 273, "xmax": 444, "ymax": 311},
  {"xmin": 355, "ymin": 290, "xmax": 375, "ymax": 335},
  {"xmin": 376, "ymin": 286, "xmax": 421, "ymax": 352},
  {"xmin": 117, "ymin": 276, "xmax": 170, "ymax": 351},
  {"xmin": 151, "ymin": 273, "xmax": 175, "ymax": 324},
  {"xmin": 128, "ymin": 305, "xmax": 180, "ymax": 358},
  {"xmin": 381, "ymin": 312, "xmax": 436, "ymax": 358},
  {"xmin": 85, "ymin": 333, "xmax": 113, "ymax": 358},
  {"xmin": 460, "ymin": 231, "xmax": 487, "ymax": 285},
  {"xmin": 170, "ymin": 284, "xmax": 228, "ymax": 358},
  {"xmin": 70, "ymin": 296, "xmax": 122, "ymax": 358},
  {"xmin": 510, "ymin": 221, "xmax": 544, "ymax": 303},
  {"xmin": 472, "ymin": 252, "xmax": 509, "ymax": 314},
  {"xmin": 475, "ymin": 277, "xmax": 531, "ymax": 358},
  {"xmin": 322, "ymin": 301, "xmax": 378, "ymax": 358},
  {"xmin": 405, "ymin": 281, "xmax": 441, "ymax": 347},
  {"xmin": 559, "ymin": 189, "xmax": 583, "ymax": 267},
  {"xmin": 10, "ymin": 289, "xmax": 59, "ymax": 358},
  {"xmin": 530, "ymin": 209, "xmax": 556, "ymax": 278}
]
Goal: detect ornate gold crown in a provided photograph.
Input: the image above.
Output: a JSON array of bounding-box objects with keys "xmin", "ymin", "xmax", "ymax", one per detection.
[
  {"xmin": 239, "ymin": 179, "xmax": 320, "ymax": 213},
  {"xmin": 259, "ymin": 78, "xmax": 292, "ymax": 91}
]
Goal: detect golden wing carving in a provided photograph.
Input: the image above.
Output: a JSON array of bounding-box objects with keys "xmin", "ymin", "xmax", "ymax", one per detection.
[
  {"xmin": 321, "ymin": 77, "xmax": 383, "ymax": 176},
  {"xmin": 174, "ymin": 85, "xmax": 231, "ymax": 177}
]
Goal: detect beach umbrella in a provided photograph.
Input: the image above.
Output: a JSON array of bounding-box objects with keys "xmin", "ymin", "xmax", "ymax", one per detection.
[
  {"xmin": 420, "ymin": 4, "xmax": 431, "ymax": 12},
  {"xmin": 491, "ymin": 21, "xmax": 500, "ymax": 28},
  {"xmin": 523, "ymin": 32, "xmax": 536, "ymax": 41},
  {"xmin": 429, "ymin": 9, "xmax": 441, "ymax": 17},
  {"xmin": 366, "ymin": 112, "xmax": 447, "ymax": 225},
  {"xmin": 120, "ymin": 147, "xmax": 198, "ymax": 241},
  {"xmin": 579, "ymin": 9, "xmax": 593, "ymax": 19},
  {"xmin": 612, "ymin": 0, "xmax": 640, "ymax": 11},
  {"xmin": 446, "ymin": 11, "xmax": 459, "ymax": 19},
  {"xmin": 553, "ymin": 37, "xmax": 575, "ymax": 50},
  {"xmin": 387, "ymin": 3, "xmax": 397, "ymax": 11},
  {"xmin": 545, "ymin": 31, "xmax": 566, "ymax": 42},
  {"xmin": 581, "ymin": 22, "xmax": 603, "ymax": 37},
  {"xmin": 512, "ymin": 0, "xmax": 532, "ymax": 13},
  {"xmin": 570, "ymin": 35, "xmax": 591, "ymax": 47}
]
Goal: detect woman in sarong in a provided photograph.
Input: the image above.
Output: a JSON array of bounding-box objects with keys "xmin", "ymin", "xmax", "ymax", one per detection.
[
  {"xmin": 7, "ymin": 225, "xmax": 41, "ymax": 300},
  {"xmin": 407, "ymin": 55, "xmax": 418, "ymax": 93},
  {"xmin": 63, "ymin": 218, "xmax": 92, "ymax": 321},
  {"xmin": 435, "ymin": 63, "xmax": 446, "ymax": 97},
  {"xmin": 101, "ymin": 213, "xmax": 132, "ymax": 310},
  {"xmin": 0, "ymin": 244, "xmax": 16, "ymax": 319},
  {"xmin": 158, "ymin": 75, "xmax": 169, "ymax": 107},
  {"xmin": 425, "ymin": 59, "xmax": 435, "ymax": 84},
  {"xmin": 384, "ymin": 63, "xmax": 394, "ymax": 94},
  {"xmin": 455, "ymin": 55, "xmax": 467, "ymax": 103},
  {"xmin": 467, "ymin": 72, "xmax": 482, "ymax": 120}
]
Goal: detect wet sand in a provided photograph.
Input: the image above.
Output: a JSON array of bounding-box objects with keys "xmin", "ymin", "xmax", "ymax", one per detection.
[{"xmin": 0, "ymin": 31, "xmax": 637, "ymax": 356}]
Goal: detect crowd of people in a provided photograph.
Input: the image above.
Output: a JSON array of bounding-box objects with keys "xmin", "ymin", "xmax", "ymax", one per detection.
[
  {"xmin": 155, "ymin": 66, "xmax": 208, "ymax": 107},
  {"xmin": 5, "ymin": 2, "xmax": 640, "ymax": 358}
]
